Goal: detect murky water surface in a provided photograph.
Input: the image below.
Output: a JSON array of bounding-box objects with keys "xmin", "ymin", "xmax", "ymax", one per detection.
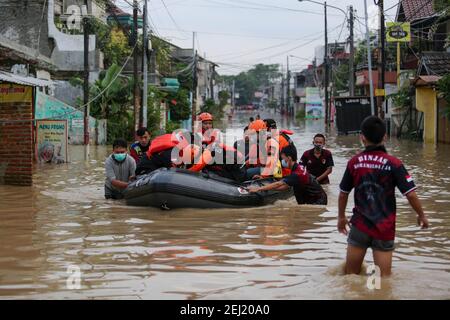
[{"xmin": 0, "ymin": 111, "xmax": 449, "ymax": 299}]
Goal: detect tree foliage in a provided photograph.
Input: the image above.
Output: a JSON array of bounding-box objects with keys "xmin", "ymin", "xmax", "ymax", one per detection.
[
  {"xmin": 437, "ymin": 73, "xmax": 450, "ymax": 119},
  {"xmin": 103, "ymin": 27, "xmax": 132, "ymax": 66},
  {"xmin": 166, "ymin": 88, "xmax": 191, "ymax": 122},
  {"xmin": 220, "ymin": 64, "xmax": 281, "ymax": 105}
]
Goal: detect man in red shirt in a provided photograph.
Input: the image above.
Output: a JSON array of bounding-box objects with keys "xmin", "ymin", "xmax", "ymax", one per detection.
[
  {"xmin": 129, "ymin": 127, "xmax": 151, "ymax": 164},
  {"xmin": 248, "ymin": 145, "xmax": 327, "ymax": 205},
  {"xmin": 338, "ymin": 116, "xmax": 429, "ymax": 277},
  {"xmin": 300, "ymin": 133, "xmax": 334, "ymax": 184}
]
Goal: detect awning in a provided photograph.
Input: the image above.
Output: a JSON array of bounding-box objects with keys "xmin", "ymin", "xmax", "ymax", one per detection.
[{"xmin": 0, "ymin": 71, "xmax": 53, "ymax": 87}]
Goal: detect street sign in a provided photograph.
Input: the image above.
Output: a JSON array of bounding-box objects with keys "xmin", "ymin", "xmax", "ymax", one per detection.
[{"xmin": 386, "ymin": 22, "xmax": 411, "ymax": 42}]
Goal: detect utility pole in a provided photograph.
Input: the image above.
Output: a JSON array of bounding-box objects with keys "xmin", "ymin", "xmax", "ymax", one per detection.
[
  {"xmin": 324, "ymin": 1, "xmax": 329, "ymax": 126},
  {"xmin": 364, "ymin": 0, "xmax": 375, "ymax": 115},
  {"xmin": 133, "ymin": 0, "xmax": 140, "ymax": 133},
  {"xmin": 191, "ymin": 32, "xmax": 197, "ymax": 129},
  {"xmin": 281, "ymin": 70, "xmax": 285, "ymax": 114},
  {"xmin": 83, "ymin": 0, "xmax": 90, "ymax": 151},
  {"xmin": 348, "ymin": 5, "xmax": 355, "ymax": 96},
  {"xmin": 376, "ymin": 0, "xmax": 386, "ymax": 119},
  {"xmin": 287, "ymin": 55, "xmax": 291, "ymax": 115},
  {"xmin": 232, "ymin": 79, "xmax": 235, "ymax": 108},
  {"xmin": 141, "ymin": 0, "xmax": 149, "ymax": 127}
]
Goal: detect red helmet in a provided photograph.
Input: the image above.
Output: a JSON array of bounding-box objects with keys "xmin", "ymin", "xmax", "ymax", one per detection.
[{"xmin": 197, "ymin": 112, "xmax": 213, "ymax": 122}]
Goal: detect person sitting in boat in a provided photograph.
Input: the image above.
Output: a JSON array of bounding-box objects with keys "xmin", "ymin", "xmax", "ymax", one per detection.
[
  {"xmin": 233, "ymin": 127, "xmax": 250, "ymax": 161},
  {"xmin": 243, "ymin": 117, "xmax": 254, "ymax": 131},
  {"xmin": 105, "ymin": 138, "xmax": 136, "ymax": 200},
  {"xmin": 189, "ymin": 112, "xmax": 246, "ymax": 181},
  {"xmin": 248, "ymin": 145, "xmax": 327, "ymax": 205},
  {"xmin": 135, "ymin": 132, "xmax": 200, "ymax": 176},
  {"xmin": 129, "ymin": 127, "xmax": 151, "ymax": 165},
  {"xmin": 264, "ymin": 118, "xmax": 295, "ymax": 176},
  {"xmin": 244, "ymin": 119, "xmax": 282, "ymax": 181}
]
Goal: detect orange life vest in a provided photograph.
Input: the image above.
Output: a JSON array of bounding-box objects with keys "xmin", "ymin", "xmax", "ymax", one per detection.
[{"xmin": 147, "ymin": 134, "xmax": 188, "ymax": 157}]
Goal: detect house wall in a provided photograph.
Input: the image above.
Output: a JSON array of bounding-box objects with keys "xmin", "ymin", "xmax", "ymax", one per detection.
[
  {"xmin": 437, "ymin": 98, "xmax": 450, "ymax": 144},
  {"xmin": 416, "ymin": 87, "xmax": 437, "ymax": 144},
  {"xmin": 0, "ymin": 0, "xmax": 54, "ymax": 58},
  {"xmin": 0, "ymin": 83, "xmax": 34, "ymax": 186}
]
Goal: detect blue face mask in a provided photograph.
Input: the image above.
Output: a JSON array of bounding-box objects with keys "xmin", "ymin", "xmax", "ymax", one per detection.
[
  {"xmin": 113, "ymin": 153, "xmax": 127, "ymax": 162},
  {"xmin": 281, "ymin": 159, "xmax": 289, "ymax": 168}
]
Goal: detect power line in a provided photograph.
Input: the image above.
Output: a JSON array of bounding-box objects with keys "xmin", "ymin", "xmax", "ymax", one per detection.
[
  {"xmin": 221, "ymin": 0, "xmax": 340, "ymax": 16},
  {"xmin": 188, "ymin": 0, "xmax": 342, "ymax": 16},
  {"xmin": 209, "ymin": 21, "xmax": 345, "ymax": 61},
  {"xmin": 160, "ymin": 0, "xmax": 184, "ymax": 34},
  {"xmin": 152, "ymin": 27, "xmax": 314, "ymax": 41}
]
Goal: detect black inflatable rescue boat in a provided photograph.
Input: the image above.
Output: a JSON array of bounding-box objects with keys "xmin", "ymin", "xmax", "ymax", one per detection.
[{"xmin": 124, "ymin": 168, "xmax": 293, "ymax": 209}]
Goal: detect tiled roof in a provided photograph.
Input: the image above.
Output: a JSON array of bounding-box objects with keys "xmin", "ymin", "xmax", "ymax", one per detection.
[
  {"xmin": 399, "ymin": 0, "xmax": 436, "ymax": 21},
  {"xmin": 419, "ymin": 51, "xmax": 450, "ymax": 76},
  {"xmin": 413, "ymin": 75, "xmax": 442, "ymax": 86}
]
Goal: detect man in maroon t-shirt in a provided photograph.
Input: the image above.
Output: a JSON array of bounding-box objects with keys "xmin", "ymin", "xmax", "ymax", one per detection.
[
  {"xmin": 300, "ymin": 133, "xmax": 334, "ymax": 184},
  {"xmin": 248, "ymin": 145, "xmax": 327, "ymax": 205},
  {"xmin": 338, "ymin": 116, "xmax": 429, "ymax": 277}
]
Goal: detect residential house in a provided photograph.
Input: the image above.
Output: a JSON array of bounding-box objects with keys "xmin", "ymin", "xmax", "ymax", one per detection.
[
  {"xmin": 413, "ymin": 51, "xmax": 450, "ymax": 144},
  {"xmin": 395, "ymin": 0, "xmax": 450, "ymax": 143},
  {"xmin": 293, "ymin": 65, "xmax": 316, "ymax": 116}
]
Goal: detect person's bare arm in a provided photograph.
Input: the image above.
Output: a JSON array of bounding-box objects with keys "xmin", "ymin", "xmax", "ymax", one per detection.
[
  {"xmin": 111, "ymin": 180, "xmax": 129, "ymax": 190},
  {"xmin": 338, "ymin": 191, "xmax": 350, "ymax": 235},
  {"xmin": 248, "ymin": 180, "xmax": 289, "ymax": 193},
  {"xmin": 406, "ymin": 191, "xmax": 429, "ymax": 229},
  {"xmin": 317, "ymin": 167, "xmax": 332, "ymax": 182}
]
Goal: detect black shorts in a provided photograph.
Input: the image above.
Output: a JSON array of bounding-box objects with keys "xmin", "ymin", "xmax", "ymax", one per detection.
[
  {"xmin": 347, "ymin": 226, "xmax": 395, "ymax": 252},
  {"xmin": 296, "ymin": 191, "xmax": 328, "ymax": 205}
]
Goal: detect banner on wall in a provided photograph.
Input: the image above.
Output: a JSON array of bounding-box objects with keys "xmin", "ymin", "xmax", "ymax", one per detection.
[
  {"xmin": 305, "ymin": 87, "xmax": 323, "ymax": 119},
  {"xmin": 35, "ymin": 120, "xmax": 68, "ymax": 164},
  {"xmin": 0, "ymin": 84, "xmax": 32, "ymax": 103}
]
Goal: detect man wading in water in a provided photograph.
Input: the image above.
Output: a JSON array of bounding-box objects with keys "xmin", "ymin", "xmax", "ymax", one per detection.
[
  {"xmin": 338, "ymin": 116, "xmax": 429, "ymax": 277},
  {"xmin": 248, "ymin": 145, "xmax": 327, "ymax": 205}
]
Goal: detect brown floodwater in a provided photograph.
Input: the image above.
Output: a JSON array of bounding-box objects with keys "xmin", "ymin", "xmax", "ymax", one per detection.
[{"xmin": 0, "ymin": 111, "xmax": 449, "ymax": 299}]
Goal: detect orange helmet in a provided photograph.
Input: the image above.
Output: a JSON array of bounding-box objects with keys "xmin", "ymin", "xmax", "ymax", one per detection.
[
  {"xmin": 248, "ymin": 119, "xmax": 267, "ymax": 132},
  {"xmin": 197, "ymin": 112, "xmax": 213, "ymax": 122}
]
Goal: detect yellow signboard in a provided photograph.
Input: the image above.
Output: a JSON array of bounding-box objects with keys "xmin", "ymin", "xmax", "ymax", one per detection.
[
  {"xmin": 386, "ymin": 22, "xmax": 411, "ymax": 42},
  {"xmin": 0, "ymin": 84, "xmax": 33, "ymax": 103},
  {"xmin": 375, "ymin": 89, "xmax": 386, "ymax": 97}
]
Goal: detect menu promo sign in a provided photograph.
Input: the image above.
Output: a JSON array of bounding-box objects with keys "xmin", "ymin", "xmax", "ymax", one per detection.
[
  {"xmin": 36, "ymin": 120, "xmax": 68, "ymax": 164},
  {"xmin": 305, "ymin": 87, "xmax": 323, "ymax": 119}
]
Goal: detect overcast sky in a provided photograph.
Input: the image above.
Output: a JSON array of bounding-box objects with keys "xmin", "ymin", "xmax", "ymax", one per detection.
[{"xmin": 116, "ymin": 0, "xmax": 399, "ymax": 75}]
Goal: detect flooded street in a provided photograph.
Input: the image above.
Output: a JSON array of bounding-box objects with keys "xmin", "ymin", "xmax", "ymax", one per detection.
[{"xmin": 0, "ymin": 111, "xmax": 449, "ymax": 299}]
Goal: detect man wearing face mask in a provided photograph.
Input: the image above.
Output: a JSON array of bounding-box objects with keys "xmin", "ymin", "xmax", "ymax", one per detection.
[
  {"xmin": 300, "ymin": 133, "xmax": 334, "ymax": 184},
  {"xmin": 104, "ymin": 138, "xmax": 137, "ymax": 200},
  {"xmin": 248, "ymin": 145, "xmax": 327, "ymax": 205}
]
